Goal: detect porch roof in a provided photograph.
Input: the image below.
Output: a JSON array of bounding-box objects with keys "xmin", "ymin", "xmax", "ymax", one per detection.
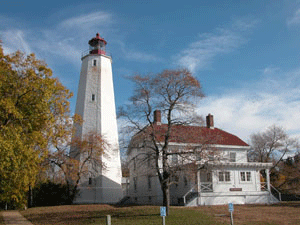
[{"xmin": 204, "ymin": 161, "xmax": 273, "ymax": 169}]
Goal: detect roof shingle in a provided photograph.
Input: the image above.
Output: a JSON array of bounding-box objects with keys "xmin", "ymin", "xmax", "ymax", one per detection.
[{"xmin": 139, "ymin": 124, "xmax": 249, "ymax": 147}]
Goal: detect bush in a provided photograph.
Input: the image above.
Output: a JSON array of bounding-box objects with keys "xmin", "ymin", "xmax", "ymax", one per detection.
[{"xmin": 32, "ymin": 181, "xmax": 72, "ymax": 207}]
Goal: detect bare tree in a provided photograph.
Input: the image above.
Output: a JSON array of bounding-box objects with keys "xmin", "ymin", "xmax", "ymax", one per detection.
[
  {"xmin": 47, "ymin": 132, "xmax": 106, "ymax": 203},
  {"xmin": 275, "ymin": 153, "xmax": 300, "ymax": 195},
  {"xmin": 248, "ymin": 125, "xmax": 298, "ymax": 168},
  {"xmin": 118, "ymin": 69, "xmax": 204, "ymax": 214}
]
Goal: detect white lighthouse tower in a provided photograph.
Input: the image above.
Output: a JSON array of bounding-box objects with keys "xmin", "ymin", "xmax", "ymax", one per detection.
[{"xmin": 72, "ymin": 33, "xmax": 123, "ymax": 203}]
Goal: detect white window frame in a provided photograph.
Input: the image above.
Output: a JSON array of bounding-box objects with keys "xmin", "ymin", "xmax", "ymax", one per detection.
[
  {"xmin": 229, "ymin": 152, "xmax": 236, "ymax": 162},
  {"xmin": 218, "ymin": 171, "xmax": 231, "ymax": 182},
  {"xmin": 240, "ymin": 171, "xmax": 252, "ymax": 182}
]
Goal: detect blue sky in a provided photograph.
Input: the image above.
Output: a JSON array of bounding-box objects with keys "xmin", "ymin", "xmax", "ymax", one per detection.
[{"xmin": 1, "ymin": 0, "xmax": 300, "ymax": 142}]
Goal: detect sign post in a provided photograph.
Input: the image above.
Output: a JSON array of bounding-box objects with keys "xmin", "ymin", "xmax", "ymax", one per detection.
[
  {"xmin": 160, "ymin": 206, "xmax": 166, "ymax": 225},
  {"xmin": 228, "ymin": 203, "xmax": 234, "ymax": 225},
  {"xmin": 106, "ymin": 215, "xmax": 111, "ymax": 225}
]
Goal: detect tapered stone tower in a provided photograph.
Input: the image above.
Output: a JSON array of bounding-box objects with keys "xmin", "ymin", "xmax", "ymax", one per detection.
[{"xmin": 72, "ymin": 33, "xmax": 122, "ymax": 203}]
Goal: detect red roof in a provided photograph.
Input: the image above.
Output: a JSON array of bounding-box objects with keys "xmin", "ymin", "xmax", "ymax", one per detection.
[{"xmin": 134, "ymin": 124, "xmax": 249, "ymax": 147}]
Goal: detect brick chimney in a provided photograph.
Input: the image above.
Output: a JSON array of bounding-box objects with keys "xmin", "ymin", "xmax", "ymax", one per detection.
[
  {"xmin": 154, "ymin": 110, "xmax": 161, "ymax": 125},
  {"xmin": 206, "ymin": 114, "xmax": 214, "ymax": 129}
]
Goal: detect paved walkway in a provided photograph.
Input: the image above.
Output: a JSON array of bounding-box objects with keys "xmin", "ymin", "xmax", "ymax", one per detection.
[{"xmin": 1, "ymin": 211, "xmax": 33, "ymax": 225}]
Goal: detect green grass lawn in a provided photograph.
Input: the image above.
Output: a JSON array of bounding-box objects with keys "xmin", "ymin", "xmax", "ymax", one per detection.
[{"xmin": 21, "ymin": 205, "xmax": 224, "ymax": 225}]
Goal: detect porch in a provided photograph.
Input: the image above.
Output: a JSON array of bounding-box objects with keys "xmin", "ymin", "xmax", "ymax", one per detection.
[{"xmin": 182, "ymin": 161, "xmax": 281, "ymax": 206}]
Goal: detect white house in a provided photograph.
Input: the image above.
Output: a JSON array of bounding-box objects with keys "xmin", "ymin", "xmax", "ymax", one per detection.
[{"xmin": 127, "ymin": 111, "xmax": 280, "ymax": 206}]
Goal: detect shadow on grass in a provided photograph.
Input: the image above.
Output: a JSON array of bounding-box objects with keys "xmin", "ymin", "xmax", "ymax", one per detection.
[
  {"xmin": 25, "ymin": 207, "xmax": 161, "ymax": 224},
  {"xmin": 243, "ymin": 201, "xmax": 300, "ymax": 208}
]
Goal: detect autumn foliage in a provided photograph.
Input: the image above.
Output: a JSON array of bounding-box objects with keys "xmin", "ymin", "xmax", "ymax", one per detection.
[
  {"xmin": 47, "ymin": 132, "xmax": 106, "ymax": 203},
  {"xmin": 0, "ymin": 45, "xmax": 73, "ymax": 207}
]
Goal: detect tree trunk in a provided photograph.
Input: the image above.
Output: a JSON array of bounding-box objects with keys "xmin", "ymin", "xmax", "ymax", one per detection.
[
  {"xmin": 162, "ymin": 182, "xmax": 170, "ymax": 216},
  {"xmin": 28, "ymin": 185, "xmax": 33, "ymax": 208}
]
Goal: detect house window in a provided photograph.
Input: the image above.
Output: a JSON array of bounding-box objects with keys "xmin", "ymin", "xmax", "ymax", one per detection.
[
  {"xmin": 133, "ymin": 157, "xmax": 136, "ymax": 171},
  {"xmin": 172, "ymin": 154, "xmax": 178, "ymax": 164},
  {"xmin": 89, "ymin": 177, "xmax": 92, "ymax": 185},
  {"xmin": 147, "ymin": 153, "xmax": 151, "ymax": 167},
  {"xmin": 148, "ymin": 176, "xmax": 152, "ymax": 191},
  {"xmin": 93, "ymin": 59, "xmax": 97, "ymax": 66},
  {"xmin": 229, "ymin": 152, "xmax": 236, "ymax": 162},
  {"xmin": 240, "ymin": 171, "xmax": 251, "ymax": 182},
  {"xmin": 133, "ymin": 177, "xmax": 137, "ymax": 192},
  {"xmin": 207, "ymin": 173, "xmax": 212, "ymax": 182},
  {"xmin": 184, "ymin": 176, "xmax": 188, "ymax": 186},
  {"xmin": 219, "ymin": 171, "xmax": 230, "ymax": 182},
  {"xmin": 173, "ymin": 175, "xmax": 179, "ymax": 187},
  {"xmin": 92, "ymin": 94, "xmax": 95, "ymax": 101},
  {"xmin": 148, "ymin": 196, "xmax": 152, "ymax": 203}
]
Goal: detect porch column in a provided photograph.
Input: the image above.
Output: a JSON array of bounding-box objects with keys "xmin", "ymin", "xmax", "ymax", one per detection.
[
  {"xmin": 197, "ymin": 170, "xmax": 200, "ymax": 206},
  {"xmin": 266, "ymin": 168, "xmax": 271, "ymax": 192}
]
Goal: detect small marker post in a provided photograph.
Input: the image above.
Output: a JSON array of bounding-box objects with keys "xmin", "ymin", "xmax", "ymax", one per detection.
[
  {"xmin": 228, "ymin": 203, "xmax": 234, "ymax": 225},
  {"xmin": 106, "ymin": 215, "xmax": 111, "ymax": 225}
]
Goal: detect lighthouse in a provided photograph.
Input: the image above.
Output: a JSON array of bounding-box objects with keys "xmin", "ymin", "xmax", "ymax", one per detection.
[{"xmin": 72, "ymin": 33, "xmax": 123, "ymax": 203}]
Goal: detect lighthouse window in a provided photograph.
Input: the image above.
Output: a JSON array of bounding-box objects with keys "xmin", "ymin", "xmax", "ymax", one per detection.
[
  {"xmin": 92, "ymin": 94, "xmax": 95, "ymax": 101},
  {"xmin": 93, "ymin": 59, "xmax": 97, "ymax": 66}
]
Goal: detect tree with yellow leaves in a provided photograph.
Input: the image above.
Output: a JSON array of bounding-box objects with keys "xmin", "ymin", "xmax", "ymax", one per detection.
[{"xmin": 0, "ymin": 45, "xmax": 73, "ymax": 208}]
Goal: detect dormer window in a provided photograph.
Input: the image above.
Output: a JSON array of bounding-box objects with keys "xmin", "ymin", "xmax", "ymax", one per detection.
[{"xmin": 229, "ymin": 152, "xmax": 236, "ymax": 162}]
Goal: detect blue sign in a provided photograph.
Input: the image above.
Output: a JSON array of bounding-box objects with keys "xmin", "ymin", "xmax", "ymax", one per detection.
[
  {"xmin": 160, "ymin": 206, "xmax": 167, "ymax": 217},
  {"xmin": 228, "ymin": 202, "xmax": 234, "ymax": 212}
]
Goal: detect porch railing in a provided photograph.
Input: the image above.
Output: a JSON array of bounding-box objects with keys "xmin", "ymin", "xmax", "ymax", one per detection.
[
  {"xmin": 201, "ymin": 182, "xmax": 213, "ymax": 192},
  {"xmin": 261, "ymin": 182, "xmax": 281, "ymax": 202},
  {"xmin": 261, "ymin": 182, "xmax": 268, "ymax": 191},
  {"xmin": 183, "ymin": 186, "xmax": 198, "ymax": 205},
  {"xmin": 270, "ymin": 184, "xmax": 282, "ymax": 202},
  {"xmin": 183, "ymin": 183, "xmax": 213, "ymax": 205}
]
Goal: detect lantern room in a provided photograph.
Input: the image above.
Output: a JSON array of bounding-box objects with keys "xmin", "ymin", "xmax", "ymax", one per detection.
[{"xmin": 88, "ymin": 33, "xmax": 107, "ymax": 55}]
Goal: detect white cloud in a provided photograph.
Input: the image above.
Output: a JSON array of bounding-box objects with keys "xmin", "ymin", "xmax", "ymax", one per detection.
[
  {"xmin": 197, "ymin": 69, "xmax": 300, "ymax": 142},
  {"xmin": 1, "ymin": 30, "xmax": 32, "ymax": 54},
  {"xmin": 175, "ymin": 19, "xmax": 257, "ymax": 72},
  {"xmin": 287, "ymin": 8, "xmax": 300, "ymax": 25},
  {"xmin": 59, "ymin": 11, "xmax": 113, "ymax": 30},
  {"xmin": 0, "ymin": 11, "xmax": 162, "ymax": 66},
  {"xmin": 262, "ymin": 66, "xmax": 280, "ymax": 75},
  {"xmin": 0, "ymin": 11, "xmax": 116, "ymax": 66}
]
